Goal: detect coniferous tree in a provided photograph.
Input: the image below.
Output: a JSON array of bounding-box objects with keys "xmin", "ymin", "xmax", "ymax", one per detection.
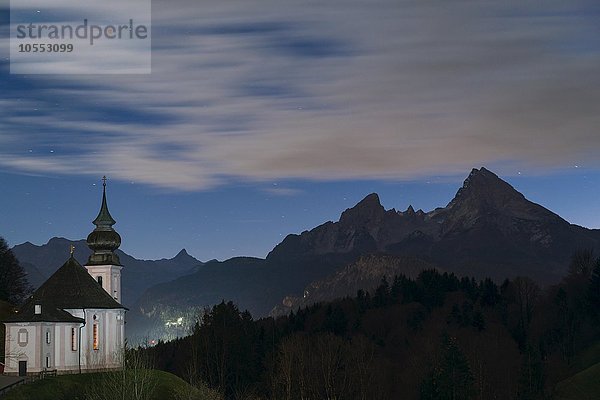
[
  {"xmin": 190, "ymin": 301, "xmax": 258, "ymax": 399},
  {"xmin": 324, "ymin": 305, "xmax": 348, "ymax": 336},
  {"xmin": 587, "ymin": 259, "xmax": 600, "ymax": 323},
  {"xmin": 420, "ymin": 335, "xmax": 475, "ymax": 400},
  {"xmin": 419, "ymin": 270, "xmax": 448, "ymax": 309},
  {"xmin": 374, "ymin": 276, "xmax": 390, "ymax": 307},
  {"xmin": 390, "ymin": 275, "xmax": 403, "ymax": 303},
  {"xmin": 460, "ymin": 302, "xmax": 474, "ymax": 327},
  {"xmin": 480, "ymin": 278, "xmax": 500, "ymax": 307},
  {"xmin": 0, "ymin": 236, "xmax": 30, "ymax": 304},
  {"xmin": 472, "ymin": 311, "xmax": 485, "ymax": 331}
]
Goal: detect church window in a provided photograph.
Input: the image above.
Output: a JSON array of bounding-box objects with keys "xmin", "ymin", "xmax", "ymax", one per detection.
[
  {"xmin": 45, "ymin": 356, "xmax": 50, "ymax": 368},
  {"xmin": 45, "ymin": 330, "xmax": 51, "ymax": 344},
  {"xmin": 18, "ymin": 330, "xmax": 28, "ymax": 345},
  {"xmin": 97, "ymin": 276, "xmax": 103, "ymax": 287},
  {"xmin": 93, "ymin": 323, "xmax": 99, "ymax": 350},
  {"xmin": 35, "ymin": 304, "xmax": 42, "ymax": 314},
  {"xmin": 71, "ymin": 328, "xmax": 77, "ymax": 351}
]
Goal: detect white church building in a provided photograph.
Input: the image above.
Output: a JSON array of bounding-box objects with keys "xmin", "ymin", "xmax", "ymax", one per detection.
[{"xmin": 3, "ymin": 178, "xmax": 126, "ymax": 376}]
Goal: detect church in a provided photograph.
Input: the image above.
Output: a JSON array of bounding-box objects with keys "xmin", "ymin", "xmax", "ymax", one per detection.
[{"xmin": 3, "ymin": 178, "xmax": 126, "ymax": 376}]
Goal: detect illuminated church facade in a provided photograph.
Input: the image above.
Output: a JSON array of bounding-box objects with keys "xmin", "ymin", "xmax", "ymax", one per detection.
[{"xmin": 3, "ymin": 179, "xmax": 126, "ymax": 376}]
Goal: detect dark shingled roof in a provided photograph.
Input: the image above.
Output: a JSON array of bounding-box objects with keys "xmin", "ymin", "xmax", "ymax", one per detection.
[
  {"xmin": 4, "ymin": 256, "xmax": 125, "ymax": 324},
  {"xmin": 93, "ymin": 183, "xmax": 116, "ymax": 227},
  {"xmin": 3, "ymin": 303, "xmax": 84, "ymax": 323}
]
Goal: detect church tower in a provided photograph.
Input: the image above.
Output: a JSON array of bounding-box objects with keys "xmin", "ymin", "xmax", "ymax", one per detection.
[{"xmin": 85, "ymin": 177, "xmax": 123, "ymax": 302}]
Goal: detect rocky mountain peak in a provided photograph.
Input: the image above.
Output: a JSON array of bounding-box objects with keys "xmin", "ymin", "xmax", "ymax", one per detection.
[
  {"xmin": 357, "ymin": 193, "xmax": 382, "ymax": 208},
  {"xmin": 447, "ymin": 167, "xmax": 525, "ymax": 211},
  {"xmin": 339, "ymin": 193, "xmax": 385, "ymax": 226},
  {"xmin": 174, "ymin": 248, "xmax": 190, "ymax": 259},
  {"xmin": 167, "ymin": 249, "xmax": 203, "ymax": 267},
  {"xmin": 438, "ymin": 167, "xmax": 565, "ymax": 233}
]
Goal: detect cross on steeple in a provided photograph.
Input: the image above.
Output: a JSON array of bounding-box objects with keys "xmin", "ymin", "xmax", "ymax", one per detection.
[
  {"xmin": 92, "ymin": 176, "xmax": 116, "ymax": 228},
  {"xmin": 70, "ymin": 244, "xmax": 75, "ymax": 256}
]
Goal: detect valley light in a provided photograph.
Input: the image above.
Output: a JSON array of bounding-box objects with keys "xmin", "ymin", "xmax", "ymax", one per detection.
[{"xmin": 164, "ymin": 316, "xmax": 184, "ymax": 327}]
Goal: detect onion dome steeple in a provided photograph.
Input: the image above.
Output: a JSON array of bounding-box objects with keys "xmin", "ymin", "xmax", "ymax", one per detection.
[{"xmin": 87, "ymin": 176, "xmax": 121, "ymax": 266}]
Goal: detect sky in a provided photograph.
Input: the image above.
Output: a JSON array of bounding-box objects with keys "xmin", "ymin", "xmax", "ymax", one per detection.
[{"xmin": 0, "ymin": 0, "xmax": 599, "ymax": 260}]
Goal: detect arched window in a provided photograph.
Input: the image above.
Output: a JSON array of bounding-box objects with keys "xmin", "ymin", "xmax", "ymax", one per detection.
[
  {"xmin": 93, "ymin": 323, "xmax": 99, "ymax": 350},
  {"xmin": 97, "ymin": 276, "xmax": 103, "ymax": 287},
  {"xmin": 71, "ymin": 328, "xmax": 77, "ymax": 351},
  {"xmin": 18, "ymin": 330, "xmax": 28, "ymax": 345},
  {"xmin": 45, "ymin": 330, "xmax": 51, "ymax": 344}
]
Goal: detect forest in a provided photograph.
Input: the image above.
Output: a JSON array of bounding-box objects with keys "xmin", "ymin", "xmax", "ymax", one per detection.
[{"xmin": 142, "ymin": 251, "xmax": 600, "ymax": 400}]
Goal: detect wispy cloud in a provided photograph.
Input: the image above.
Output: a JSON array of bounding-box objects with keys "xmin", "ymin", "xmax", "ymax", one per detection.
[
  {"xmin": 1, "ymin": 0, "xmax": 599, "ymax": 190},
  {"xmin": 263, "ymin": 186, "xmax": 304, "ymax": 197}
]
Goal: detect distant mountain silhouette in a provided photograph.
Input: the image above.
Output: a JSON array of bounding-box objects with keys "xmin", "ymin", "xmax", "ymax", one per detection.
[
  {"xmin": 137, "ymin": 167, "xmax": 600, "ymax": 320},
  {"xmin": 11, "ymin": 237, "xmax": 202, "ymax": 307}
]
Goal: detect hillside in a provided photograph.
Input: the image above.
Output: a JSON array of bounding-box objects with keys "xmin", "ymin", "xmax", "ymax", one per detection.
[
  {"xmin": 553, "ymin": 362, "xmax": 600, "ymax": 400},
  {"xmin": 135, "ymin": 252, "xmax": 353, "ymax": 322},
  {"xmin": 552, "ymin": 339, "xmax": 600, "ymax": 400},
  {"xmin": 270, "ymin": 254, "xmax": 438, "ymax": 316},
  {"xmin": 145, "ymin": 265, "xmax": 600, "ymax": 400}
]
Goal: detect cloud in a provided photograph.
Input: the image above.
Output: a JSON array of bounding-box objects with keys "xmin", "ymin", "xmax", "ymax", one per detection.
[
  {"xmin": 263, "ymin": 186, "xmax": 304, "ymax": 197},
  {"xmin": 1, "ymin": 0, "xmax": 599, "ymax": 190}
]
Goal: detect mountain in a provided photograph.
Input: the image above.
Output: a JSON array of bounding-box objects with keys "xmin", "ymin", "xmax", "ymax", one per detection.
[
  {"xmin": 389, "ymin": 167, "xmax": 599, "ymax": 280},
  {"xmin": 11, "ymin": 237, "xmax": 202, "ymax": 307},
  {"xmin": 135, "ymin": 252, "xmax": 350, "ymax": 329},
  {"xmin": 271, "ymin": 167, "xmax": 600, "ymax": 282},
  {"xmin": 137, "ymin": 167, "xmax": 600, "ymax": 324},
  {"xmin": 270, "ymin": 254, "xmax": 438, "ymax": 316}
]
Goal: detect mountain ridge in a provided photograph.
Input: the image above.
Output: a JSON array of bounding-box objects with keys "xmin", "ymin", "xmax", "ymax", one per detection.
[
  {"xmin": 13, "ymin": 168, "xmax": 600, "ymax": 337},
  {"xmin": 11, "ymin": 237, "xmax": 203, "ymax": 307},
  {"xmin": 136, "ymin": 167, "xmax": 600, "ymax": 327}
]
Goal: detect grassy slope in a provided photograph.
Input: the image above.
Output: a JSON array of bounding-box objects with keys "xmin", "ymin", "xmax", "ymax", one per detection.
[
  {"xmin": 571, "ymin": 340, "xmax": 600, "ymax": 372},
  {"xmin": 552, "ymin": 339, "xmax": 600, "ymax": 400},
  {"xmin": 553, "ymin": 362, "xmax": 600, "ymax": 400},
  {"xmin": 3, "ymin": 370, "xmax": 220, "ymax": 400}
]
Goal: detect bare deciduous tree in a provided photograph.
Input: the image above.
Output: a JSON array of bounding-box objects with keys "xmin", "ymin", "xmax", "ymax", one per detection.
[
  {"xmin": 86, "ymin": 347, "xmax": 156, "ymax": 400},
  {"xmin": 513, "ymin": 276, "xmax": 540, "ymax": 344}
]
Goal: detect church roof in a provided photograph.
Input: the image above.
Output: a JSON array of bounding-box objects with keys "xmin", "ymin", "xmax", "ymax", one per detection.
[
  {"xmin": 93, "ymin": 178, "xmax": 116, "ymax": 227},
  {"xmin": 3, "ymin": 302, "xmax": 84, "ymax": 323},
  {"xmin": 87, "ymin": 176, "xmax": 121, "ymax": 266},
  {"xmin": 5, "ymin": 256, "xmax": 126, "ymax": 324}
]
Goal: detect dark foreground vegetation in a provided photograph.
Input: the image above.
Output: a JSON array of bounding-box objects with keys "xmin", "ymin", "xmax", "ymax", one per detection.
[
  {"xmin": 3, "ymin": 369, "xmax": 220, "ymax": 400},
  {"xmin": 145, "ymin": 252, "xmax": 600, "ymax": 400}
]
